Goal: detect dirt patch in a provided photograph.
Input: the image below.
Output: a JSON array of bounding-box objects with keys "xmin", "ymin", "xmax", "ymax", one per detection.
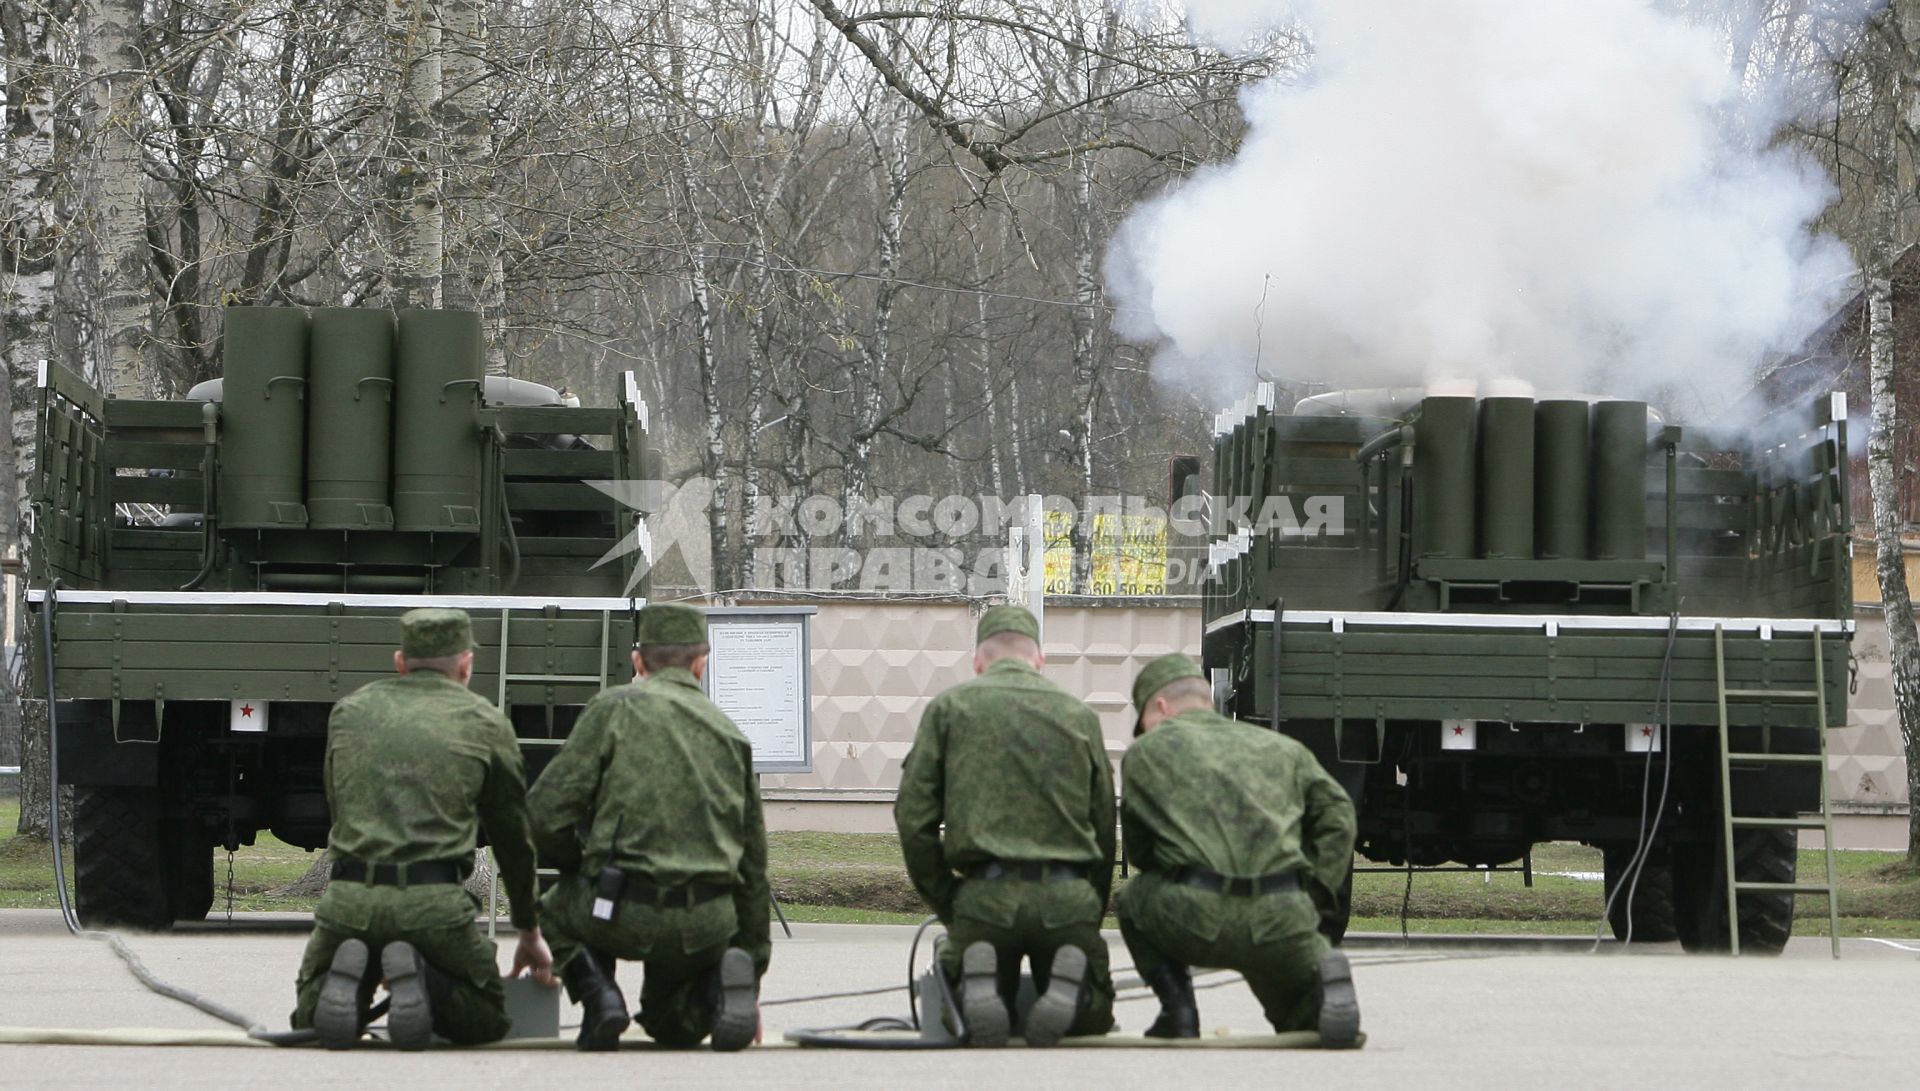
[{"xmin": 774, "ymin": 872, "xmax": 924, "ymax": 915}]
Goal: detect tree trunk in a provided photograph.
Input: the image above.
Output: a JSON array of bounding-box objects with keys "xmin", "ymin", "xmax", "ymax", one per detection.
[
  {"xmin": 659, "ymin": 6, "xmax": 731, "ymax": 593},
  {"xmin": 1064, "ymin": 10, "xmax": 1121, "ymax": 596},
  {"xmin": 1866, "ymin": 269, "xmax": 1918, "ymax": 865},
  {"xmin": 843, "ymin": 97, "xmax": 908, "ymax": 553},
  {"xmin": 969, "ymin": 238, "xmax": 1004, "ymax": 497},
  {"xmin": 439, "ymin": 0, "xmax": 507, "ymax": 373},
  {"xmin": 6, "ymin": 2, "xmax": 65, "ymax": 840},
  {"xmin": 272, "ymin": 849, "xmax": 332, "ymax": 897},
  {"xmin": 386, "ymin": 0, "xmax": 442, "ymax": 309},
  {"xmin": 1865, "ymin": 19, "xmax": 1920, "ymax": 864},
  {"xmin": 14, "ymin": 699, "xmax": 55, "ymax": 840},
  {"xmin": 1007, "ymin": 365, "xmax": 1029, "ymax": 495},
  {"xmin": 78, "ymin": 0, "xmax": 147, "ymax": 398}
]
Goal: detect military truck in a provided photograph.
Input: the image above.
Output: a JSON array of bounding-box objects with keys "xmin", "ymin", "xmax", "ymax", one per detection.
[
  {"xmin": 29, "ymin": 306, "xmax": 654, "ymax": 929},
  {"xmin": 1203, "ymin": 386, "xmax": 1850, "ymax": 953}
]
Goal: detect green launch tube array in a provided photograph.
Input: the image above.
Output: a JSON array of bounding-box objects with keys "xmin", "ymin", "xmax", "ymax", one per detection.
[
  {"xmin": 1533, "ymin": 399, "xmax": 1591, "ymax": 559},
  {"xmin": 392, "ymin": 309, "xmax": 485, "ymax": 532},
  {"xmin": 1591, "ymin": 400, "xmax": 1649, "ymax": 560},
  {"xmin": 1413, "ymin": 396, "xmax": 1477, "ymax": 558},
  {"xmin": 306, "ymin": 309, "xmax": 396, "ymax": 530},
  {"xmin": 1477, "ymin": 397, "xmax": 1535, "ymax": 559},
  {"xmin": 217, "ymin": 307, "xmax": 310, "ymax": 528}
]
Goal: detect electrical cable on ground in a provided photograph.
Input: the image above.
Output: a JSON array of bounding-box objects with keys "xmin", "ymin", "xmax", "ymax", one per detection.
[
  {"xmin": 1593, "ymin": 611, "xmax": 1680, "ymax": 952},
  {"xmin": 1399, "ymin": 732, "xmax": 1416, "ymax": 942},
  {"xmin": 41, "ymin": 584, "xmax": 319, "ymax": 1047}
]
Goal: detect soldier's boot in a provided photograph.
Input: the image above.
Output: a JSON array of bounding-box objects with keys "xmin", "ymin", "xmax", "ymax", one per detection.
[
  {"xmin": 314, "ymin": 938, "xmax": 371, "ymax": 1051},
  {"xmin": 1021, "ymin": 945, "xmax": 1088, "ymax": 1048},
  {"xmin": 1314, "ymin": 947, "xmax": 1361, "ymax": 1050},
  {"xmin": 959, "ymin": 942, "xmax": 1010, "ymax": 1048},
  {"xmin": 708, "ymin": 947, "xmax": 759, "ymax": 1052},
  {"xmin": 561, "ymin": 948, "xmax": 630, "ymax": 1052},
  {"xmin": 381, "ymin": 942, "xmax": 439, "ymax": 1052},
  {"xmin": 1141, "ymin": 963, "xmax": 1200, "ymax": 1040}
]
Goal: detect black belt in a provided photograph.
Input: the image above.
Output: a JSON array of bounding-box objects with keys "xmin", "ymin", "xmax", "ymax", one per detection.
[
  {"xmin": 621, "ymin": 875, "xmax": 732, "ymax": 909},
  {"xmin": 1172, "ymin": 866, "xmax": 1300, "ymax": 896},
  {"xmin": 330, "ymin": 858, "xmax": 471, "ymax": 887},
  {"xmin": 963, "ymin": 859, "xmax": 1091, "ymax": 883}
]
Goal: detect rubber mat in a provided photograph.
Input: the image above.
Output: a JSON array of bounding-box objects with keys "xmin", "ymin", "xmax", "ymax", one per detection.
[
  {"xmin": 785, "ymin": 1027, "xmax": 1364, "ymax": 1050},
  {"xmin": 0, "ymin": 1025, "xmax": 797, "ymax": 1050},
  {"xmin": 0, "ymin": 1024, "xmax": 1363, "ymax": 1050}
]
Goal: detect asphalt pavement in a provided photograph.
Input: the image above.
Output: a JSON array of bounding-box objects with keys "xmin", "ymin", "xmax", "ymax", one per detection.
[{"xmin": 0, "ymin": 910, "xmax": 1914, "ymax": 1088}]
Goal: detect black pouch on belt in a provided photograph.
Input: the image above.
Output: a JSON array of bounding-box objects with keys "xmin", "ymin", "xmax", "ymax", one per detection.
[
  {"xmin": 591, "ymin": 866, "xmax": 625, "ymax": 923},
  {"xmin": 590, "ymin": 815, "xmax": 626, "ymax": 923}
]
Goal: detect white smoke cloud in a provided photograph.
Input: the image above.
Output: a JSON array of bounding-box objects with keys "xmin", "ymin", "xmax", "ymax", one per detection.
[{"xmin": 1107, "ymin": 0, "xmax": 1865, "ymax": 418}]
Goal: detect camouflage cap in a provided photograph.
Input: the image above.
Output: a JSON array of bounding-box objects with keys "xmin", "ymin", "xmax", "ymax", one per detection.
[
  {"xmin": 637, "ymin": 602, "xmax": 708, "ymax": 646},
  {"xmin": 1132, "ymin": 653, "xmax": 1207, "ymax": 735},
  {"xmin": 400, "ymin": 608, "xmax": 473, "ymax": 659},
  {"xmin": 976, "ymin": 604, "xmax": 1040, "ymax": 645}
]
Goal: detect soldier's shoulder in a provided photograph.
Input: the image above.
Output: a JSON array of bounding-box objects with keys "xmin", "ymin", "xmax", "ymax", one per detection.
[
  {"xmin": 336, "ymin": 676, "xmax": 405, "ymax": 710},
  {"xmin": 669, "ymin": 682, "xmax": 745, "ymax": 734},
  {"xmin": 445, "ymin": 679, "xmax": 510, "ymax": 719},
  {"xmin": 597, "ymin": 677, "xmax": 736, "ymax": 729},
  {"xmin": 957, "ymin": 666, "xmax": 1080, "ymax": 704},
  {"xmin": 1212, "ymin": 718, "xmax": 1317, "ymax": 770},
  {"xmin": 586, "ymin": 679, "xmax": 650, "ymax": 710}
]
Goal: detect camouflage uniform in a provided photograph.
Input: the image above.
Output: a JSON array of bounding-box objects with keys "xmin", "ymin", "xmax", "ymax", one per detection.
[
  {"xmin": 290, "ymin": 613, "xmax": 538, "ymax": 1046},
  {"xmin": 528, "ymin": 606, "xmax": 769, "ymax": 1048},
  {"xmin": 895, "ymin": 607, "xmax": 1116, "ymax": 1039},
  {"xmin": 1118, "ymin": 656, "xmax": 1357, "ymax": 1034}
]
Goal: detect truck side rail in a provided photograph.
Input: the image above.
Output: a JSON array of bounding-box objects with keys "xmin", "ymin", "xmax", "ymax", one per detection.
[
  {"xmin": 1204, "ymin": 608, "xmax": 1852, "ymax": 729},
  {"xmin": 34, "ymin": 361, "xmax": 110, "ymax": 588}
]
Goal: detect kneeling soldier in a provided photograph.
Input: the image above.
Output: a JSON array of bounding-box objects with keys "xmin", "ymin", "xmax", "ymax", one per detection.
[
  {"xmin": 291, "ymin": 608, "xmax": 552, "ymax": 1050},
  {"xmin": 1117, "ymin": 654, "xmax": 1362, "ymax": 1047},
  {"xmin": 528, "ymin": 603, "xmax": 768, "ymax": 1051},
  {"xmin": 895, "ymin": 605, "xmax": 1115, "ymax": 1047}
]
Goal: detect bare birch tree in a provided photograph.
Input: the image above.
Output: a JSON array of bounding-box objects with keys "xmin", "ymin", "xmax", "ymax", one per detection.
[
  {"xmin": 1863, "ymin": 0, "xmax": 1920, "ymax": 865},
  {"xmin": 1, "ymin": 0, "xmax": 67, "ymax": 839},
  {"xmin": 440, "ymin": 0, "xmax": 507, "ymax": 373},
  {"xmin": 77, "ymin": 0, "xmax": 144, "ymax": 396},
  {"xmin": 385, "ymin": 0, "xmax": 442, "ymax": 308}
]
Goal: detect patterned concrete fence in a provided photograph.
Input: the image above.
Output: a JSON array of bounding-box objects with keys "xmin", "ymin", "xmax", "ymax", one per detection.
[
  {"xmin": 758, "ymin": 599, "xmax": 1910, "ymax": 850},
  {"xmin": 758, "ymin": 601, "xmax": 1200, "ymax": 832},
  {"xmin": 1832, "ymin": 611, "xmax": 1911, "ymax": 850}
]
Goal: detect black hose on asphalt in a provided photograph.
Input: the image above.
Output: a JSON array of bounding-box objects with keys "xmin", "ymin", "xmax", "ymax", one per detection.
[{"xmin": 40, "ymin": 581, "xmax": 318, "ymax": 1046}]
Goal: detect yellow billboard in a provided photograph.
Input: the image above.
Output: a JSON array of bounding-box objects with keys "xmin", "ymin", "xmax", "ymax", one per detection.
[{"xmin": 1043, "ymin": 511, "xmax": 1168, "ymax": 596}]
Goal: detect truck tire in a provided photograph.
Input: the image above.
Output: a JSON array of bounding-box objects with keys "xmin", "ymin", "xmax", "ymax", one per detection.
[
  {"xmin": 1601, "ymin": 846, "xmax": 1678, "ymax": 943},
  {"xmin": 72, "ymin": 786, "xmax": 172, "ymax": 931},
  {"xmin": 165, "ymin": 839, "xmax": 215, "ymax": 922},
  {"xmin": 1671, "ymin": 827, "xmax": 1795, "ymax": 955}
]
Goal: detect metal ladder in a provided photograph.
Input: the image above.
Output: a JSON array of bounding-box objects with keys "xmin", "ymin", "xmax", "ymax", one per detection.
[
  {"xmin": 487, "ymin": 606, "xmax": 618, "ymax": 937},
  {"xmin": 1711, "ymin": 625, "xmax": 1841, "ymax": 958},
  {"xmin": 483, "ymin": 605, "xmax": 796, "ymax": 940}
]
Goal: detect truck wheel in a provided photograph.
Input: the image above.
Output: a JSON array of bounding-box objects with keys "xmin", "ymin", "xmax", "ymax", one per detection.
[
  {"xmin": 1601, "ymin": 846, "xmax": 1678, "ymax": 943},
  {"xmin": 1672, "ymin": 828, "xmax": 1795, "ymax": 955},
  {"xmin": 72, "ymin": 786, "xmax": 172, "ymax": 931}
]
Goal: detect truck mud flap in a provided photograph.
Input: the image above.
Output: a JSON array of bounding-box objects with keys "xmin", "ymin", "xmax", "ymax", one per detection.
[{"xmin": 54, "ymin": 703, "xmax": 158, "ymax": 787}]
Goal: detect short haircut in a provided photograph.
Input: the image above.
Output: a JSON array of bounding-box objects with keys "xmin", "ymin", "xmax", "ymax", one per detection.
[
  {"xmin": 976, "ymin": 630, "xmax": 1039, "ymax": 664},
  {"xmin": 640, "ymin": 641, "xmax": 710, "ymax": 672},
  {"xmin": 404, "ymin": 652, "xmax": 468, "ymax": 676},
  {"xmin": 1152, "ymin": 676, "xmax": 1213, "ymax": 709}
]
